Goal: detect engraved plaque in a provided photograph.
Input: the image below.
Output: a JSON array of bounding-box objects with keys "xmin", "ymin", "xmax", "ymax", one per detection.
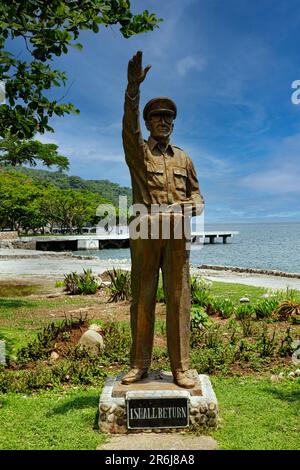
[{"xmin": 127, "ymin": 397, "xmax": 189, "ymax": 429}]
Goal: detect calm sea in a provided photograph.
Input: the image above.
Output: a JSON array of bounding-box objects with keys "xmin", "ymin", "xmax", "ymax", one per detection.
[{"xmin": 76, "ymin": 222, "xmax": 300, "ymax": 274}]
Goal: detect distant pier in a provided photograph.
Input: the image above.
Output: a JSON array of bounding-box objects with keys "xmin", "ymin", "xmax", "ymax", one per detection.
[
  {"xmin": 20, "ymin": 230, "xmax": 239, "ymax": 251},
  {"xmin": 191, "ymin": 231, "xmax": 239, "ymax": 245}
]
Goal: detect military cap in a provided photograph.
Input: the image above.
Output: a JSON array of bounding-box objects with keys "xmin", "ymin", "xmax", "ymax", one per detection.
[{"xmin": 143, "ymin": 97, "xmax": 177, "ymax": 121}]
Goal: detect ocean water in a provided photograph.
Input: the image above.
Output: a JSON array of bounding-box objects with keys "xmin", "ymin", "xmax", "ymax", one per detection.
[{"xmin": 76, "ymin": 222, "xmax": 300, "ymax": 274}]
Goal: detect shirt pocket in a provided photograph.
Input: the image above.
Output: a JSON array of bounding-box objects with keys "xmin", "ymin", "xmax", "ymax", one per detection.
[
  {"xmin": 147, "ymin": 161, "xmax": 165, "ymax": 189},
  {"xmin": 173, "ymin": 166, "xmax": 187, "ymax": 192}
]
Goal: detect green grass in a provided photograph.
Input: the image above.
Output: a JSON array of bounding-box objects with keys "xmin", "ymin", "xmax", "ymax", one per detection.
[
  {"xmin": 210, "ymin": 281, "xmax": 267, "ymax": 304},
  {"xmin": 0, "ymin": 296, "xmax": 101, "ymax": 326},
  {"xmin": 212, "ymin": 376, "xmax": 300, "ymax": 450},
  {"xmin": 0, "ymin": 296, "xmax": 103, "ymax": 355},
  {"xmin": 0, "ymin": 285, "xmax": 40, "ymax": 297},
  {"xmin": 0, "ymin": 296, "xmax": 98, "ymax": 318},
  {"xmin": 0, "ymin": 327, "xmax": 38, "ymax": 357},
  {"xmin": 0, "ymin": 376, "xmax": 299, "ymax": 450},
  {"xmin": 0, "ymin": 386, "xmax": 106, "ymax": 450},
  {"xmin": 210, "ymin": 282, "xmax": 300, "ymax": 305}
]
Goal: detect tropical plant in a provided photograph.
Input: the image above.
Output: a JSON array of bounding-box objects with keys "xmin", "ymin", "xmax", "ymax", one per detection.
[
  {"xmin": 191, "ymin": 306, "xmax": 211, "ymax": 330},
  {"xmin": 64, "ymin": 269, "xmax": 99, "ymax": 295},
  {"xmin": 192, "ymin": 288, "xmax": 213, "ymax": 308},
  {"xmin": 254, "ymin": 299, "xmax": 279, "ymax": 320},
  {"xmin": 190, "ymin": 275, "xmax": 212, "ymax": 297},
  {"xmin": 275, "ymin": 300, "xmax": 300, "ymax": 321},
  {"xmin": 235, "ymin": 304, "xmax": 254, "ymax": 320},
  {"xmin": 107, "ymin": 268, "xmax": 131, "ymax": 302},
  {"xmin": 209, "ymin": 298, "xmax": 235, "ymax": 319},
  {"xmin": 0, "ymin": 169, "xmax": 112, "ymax": 233}
]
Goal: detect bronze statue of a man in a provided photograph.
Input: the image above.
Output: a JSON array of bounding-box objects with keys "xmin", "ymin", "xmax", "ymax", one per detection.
[{"xmin": 122, "ymin": 51, "xmax": 204, "ymax": 388}]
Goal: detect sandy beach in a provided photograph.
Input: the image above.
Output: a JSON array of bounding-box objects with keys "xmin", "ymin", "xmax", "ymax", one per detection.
[{"xmin": 1, "ymin": 248, "xmax": 300, "ymax": 290}]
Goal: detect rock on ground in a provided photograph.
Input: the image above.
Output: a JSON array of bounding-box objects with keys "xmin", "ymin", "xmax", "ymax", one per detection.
[{"xmin": 78, "ymin": 330, "xmax": 104, "ymax": 353}]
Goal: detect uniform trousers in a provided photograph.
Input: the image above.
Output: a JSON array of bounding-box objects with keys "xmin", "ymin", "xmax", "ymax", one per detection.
[{"xmin": 129, "ymin": 213, "xmax": 191, "ymax": 372}]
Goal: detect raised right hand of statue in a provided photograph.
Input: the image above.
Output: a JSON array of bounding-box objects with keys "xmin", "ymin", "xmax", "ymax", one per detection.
[{"xmin": 127, "ymin": 51, "xmax": 151, "ymax": 96}]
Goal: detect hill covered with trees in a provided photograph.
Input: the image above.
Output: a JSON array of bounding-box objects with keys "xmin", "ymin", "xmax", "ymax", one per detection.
[{"xmin": 15, "ymin": 167, "xmax": 132, "ymax": 207}]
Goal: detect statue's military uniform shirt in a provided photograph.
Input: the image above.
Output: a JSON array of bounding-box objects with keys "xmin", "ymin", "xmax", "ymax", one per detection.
[{"xmin": 122, "ymin": 91, "xmax": 204, "ymax": 213}]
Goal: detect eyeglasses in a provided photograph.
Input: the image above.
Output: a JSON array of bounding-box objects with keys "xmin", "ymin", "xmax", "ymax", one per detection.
[{"xmin": 149, "ymin": 114, "xmax": 174, "ymax": 124}]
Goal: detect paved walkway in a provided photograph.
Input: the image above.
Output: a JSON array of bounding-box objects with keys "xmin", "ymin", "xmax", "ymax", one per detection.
[{"xmin": 98, "ymin": 433, "xmax": 218, "ymax": 450}]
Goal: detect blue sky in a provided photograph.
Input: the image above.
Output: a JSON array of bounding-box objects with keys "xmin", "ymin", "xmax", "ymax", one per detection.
[{"xmin": 8, "ymin": 0, "xmax": 300, "ymax": 222}]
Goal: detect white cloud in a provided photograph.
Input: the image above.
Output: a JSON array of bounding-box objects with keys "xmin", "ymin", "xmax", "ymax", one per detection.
[
  {"xmin": 242, "ymin": 169, "xmax": 300, "ymax": 194},
  {"xmin": 266, "ymin": 211, "xmax": 300, "ymax": 218},
  {"xmin": 176, "ymin": 56, "xmax": 206, "ymax": 77},
  {"xmin": 38, "ymin": 122, "xmax": 124, "ymax": 165},
  {"xmin": 178, "ymin": 142, "xmax": 234, "ymax": 179}
]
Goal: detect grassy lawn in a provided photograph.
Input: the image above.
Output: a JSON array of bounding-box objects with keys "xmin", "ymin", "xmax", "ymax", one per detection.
[
  {"xmin": 212, "ymin": 376, "xmax": 300, "ymax": 450},
  {"xmin": 0, "ymin": 377, "xmax": 299, "ymax": 450},
  {"xmin": 0, "ymin": 296, "xmax": 102, "ymax": 321},
  {"xmin": 210, "ymin": 281, "xmax": 267, "ymax": 303},
  {"xmin": 0, "ymin": 386, "xmax": 106, "ymax": 450}
]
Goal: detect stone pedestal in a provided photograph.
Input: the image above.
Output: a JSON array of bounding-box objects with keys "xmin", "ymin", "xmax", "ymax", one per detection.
[{"xmin": 99, "ymin": 370, "xmax": 218, "ymax": 434}]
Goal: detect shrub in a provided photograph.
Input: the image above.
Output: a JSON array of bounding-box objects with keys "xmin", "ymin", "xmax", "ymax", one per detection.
[
  {"xmin": 235, "ymin": 304, "xmax": 254, "ymax": 320},
  {"xmin": 278, "ymin": 327, "xmax": 297, "ymax": 357},
  {"xmin": 107, "ymin": 268, "xmax": 131, "ymax": 302},
  {"xmin": 254, "ymin": 299, "xmax": 279, "ymax": 320},
  {"xmin": 191, "ymin": 277, "xmax": 212, "ymax": 306},
  {"xmin": 64, "ymin": 269, "xmax": 99, "ymax": 295},
  {"xmin": 209, "ymin": 298, "xmax": 235, "ymax": 319},
  {"xmin": 16, "ymin": 317, "xmax": 87, "ymax": 365},
  {"xmin": 99, "ymin": 322, "xmax": 131, "ymax": 363},
  {"xmin": 191, "ymin": 306, "xmax": 211, "ymax": 330},
  {"xmin": 192, "ymin": 288, "xmax": 213, "ymax": 308},
  {"xmin": 203, "ymin": 325, "xmax": 223, "ymax": 349},
  {"xmin": 257, "ymin": 327, "xmax": 277, "ymax": 357},
  {"xmin": 0, "ymin": 358, "xmax": 107, "ymax": 393},
  {"xmin": 227, "ymin": 319, "xmax": 240, "ymax": 345},
  {"xmin": 275, "ymin": 300, "xmax": 300, "ymax": 321},
  {"xmin": 190, "ymin": 343, "xmax": 236, "ymax": 374},
  {"xmin": 236, "ymin": 338, "xmax": 255, "ymax": 361},
  {"xmin": 191, "ymin": 276, "xmax": 212, "ymax": 295},
  {"xmin": 1, "ymin": 319, "xmax": 132, "ymax": 393},
  {"xmin": 240, "ymin": 315, "xmax": 254, "ymax": 337}
]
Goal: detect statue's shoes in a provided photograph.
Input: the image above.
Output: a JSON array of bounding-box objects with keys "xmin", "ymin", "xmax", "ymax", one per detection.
[
  {"xmin": 121, "ymin": 368, "xmax": 148, "ymax": 385},
  {"xmin": 173, "ymin": 370, "xmax": 195, "ymax": 389}
]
